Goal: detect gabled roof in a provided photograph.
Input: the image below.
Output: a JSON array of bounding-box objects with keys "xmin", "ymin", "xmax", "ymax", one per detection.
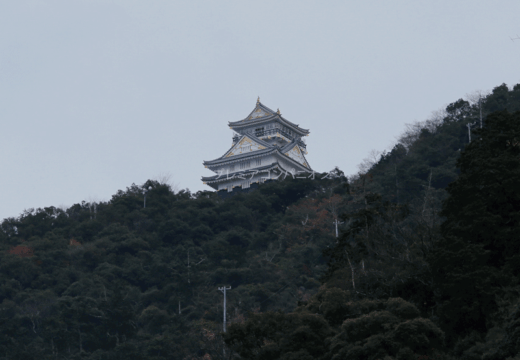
[
  {"xmin": 281, "ymin": 141, "xmax": 312, "ymax": 170},
  {"xmin": 204, "ymin": 148, "xmax": 276, "ymax": 167},
  {"xmin": 242, "ymin": 100, "xmax": 277, "ymax": 121},
  {"xmin": 203, "ymin": 133, "xmax": 274, "ymax": 166},
  {"xmin": 228, "ymin": 100, "xmax": 310, "ymax": 136},
  {"xmin": 280, "ymin": 141, "xmax": 298, "ymax": 153},
  {"xmin": 225, "ymin": 133, "xmax": 271, "ymax": 154},
  {"xmin": 203, "ymin": 141, "xmax": 312, "ymax": 171}
]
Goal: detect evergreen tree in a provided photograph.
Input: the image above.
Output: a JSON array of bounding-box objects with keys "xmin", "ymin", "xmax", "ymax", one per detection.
[{"xmin": 429, "ymin": 110, "xmax": 520, "ymax": 340}]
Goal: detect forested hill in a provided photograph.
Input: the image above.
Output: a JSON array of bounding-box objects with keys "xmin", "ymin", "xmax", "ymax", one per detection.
[
  {"xmin": 1, "ymin": 82, "xmax": 520, "ymax": 360},
  {"xmin": 364, "ymin": 83, "xmax": 520, "ymax": 205},
  {"xmin": 0, "ymin": 173, "xmax": 350, "ymax": 359}
]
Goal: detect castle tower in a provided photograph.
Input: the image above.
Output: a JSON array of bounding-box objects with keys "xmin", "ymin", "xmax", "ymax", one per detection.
[{"xmin": 202, "ymin": 98, "xmax": 312, "ymax": 195}]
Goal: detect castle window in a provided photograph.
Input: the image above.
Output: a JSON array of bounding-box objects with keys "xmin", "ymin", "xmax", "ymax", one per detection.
[
  {"xmin": 230, "ymin": 165, "xmax": 235, "ymax": 172},
  {"xmin": 256, "ymin": 158, "xmax": 262, "ymax": 166},
  {"xmin": 255, "ymin": 127, "xmax": 264, "ymax": 137}
]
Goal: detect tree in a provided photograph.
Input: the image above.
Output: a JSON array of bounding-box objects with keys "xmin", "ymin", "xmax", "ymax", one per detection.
[
  {"xmin": 484, "ymin": 301, "xmax": 520, "ymax": 360},
  {"xmin": 429, "ymin": 110, "xmax": 520, "ymax": 340},
  {"xmin": 323, "ymin": 191, "xmax": 426, "ymax": 300},
  {"xmin": 327, "ymin": 298, "xmax": 444, "ymax": 360},
  {"xmin": 224, "ymin": 311, "xmax": 333, "ymax": 360}
]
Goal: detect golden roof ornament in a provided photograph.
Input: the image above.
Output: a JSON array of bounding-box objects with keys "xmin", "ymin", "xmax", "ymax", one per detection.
[
  {"xmin": 277, "ymin": 108, "xmax": 280, "ymax": 114},
  {"xmin": 257, "ymin": 96, "xmax": 260, "ymax": 104}
]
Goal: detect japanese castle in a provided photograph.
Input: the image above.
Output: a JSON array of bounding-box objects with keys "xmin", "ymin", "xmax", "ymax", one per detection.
[{"xmin": 202, "ymin": 98, "xmax": 312, "ymax": 195}]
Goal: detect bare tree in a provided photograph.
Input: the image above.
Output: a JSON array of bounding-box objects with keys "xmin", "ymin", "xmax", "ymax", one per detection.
[
  {"xmin": 357, "ymin": 149, "xmax": 382, "ymax": 173},
  {"xmin": 87, "ymin": 196, "xmax": 99, "ymax": 220},
  {"xmin": 466, "ymin": 90, "xmax": 490, "ymax": 128},
  {"xmin": 395, "ymin": 109, "xmax": 446, "ymax": 151},
  {"xmin": 154, "ymin": 172, "xmax": 180, "ymax": 193},
  {"xmin": 465, "ymin": 90, "xmax": 488, "ymax": 106},
  {"xmin": 323, "ymin": 194, "xmax": 344, "ymax": 238}
]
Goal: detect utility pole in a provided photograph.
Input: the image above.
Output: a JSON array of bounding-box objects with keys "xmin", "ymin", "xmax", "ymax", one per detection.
[
  {"xmin": 144, "ymin": 189, "xmax": 147, "ymax": 208},
  {"xmin": 143, "ymin": 186, "xmax": 152, "ymax": 208},
  {"xmin": 479, "ymin": 97, "xmax": 483, "ymax": 129},
  {"xmin": 218, "ymin": 286, "xmax": 231, "ymax": 332},
  {"xmin": 467, "ymin": 121, "xmax": 478, "ymax": 143},
  {"xmin": 333, "ymin": 219, "xmax": 344, "ymax": 238}
]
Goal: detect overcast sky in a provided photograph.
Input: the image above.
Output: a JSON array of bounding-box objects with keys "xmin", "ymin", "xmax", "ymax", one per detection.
[{"xmin": 1, "ymin": 0, "xmax": 519, "ymax": 220}]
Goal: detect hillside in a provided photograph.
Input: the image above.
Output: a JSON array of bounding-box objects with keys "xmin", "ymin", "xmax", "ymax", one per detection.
[
  {"xmin": 1, "ymin": 82, "xmax": 520, "ymax": 360},
  {"xmin": 0, "ymin": 174, "xmax": 350, "ymax": 359}
]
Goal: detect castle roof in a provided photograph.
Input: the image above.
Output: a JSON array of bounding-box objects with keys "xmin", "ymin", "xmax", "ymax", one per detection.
[
  {"xmin": 228, "ymin": 100, "xmax": 310, "ymax": 136},
  {"xmin": 203, "ymin": 147, "xmax": 311, "ymax": 172},
  {"xmin": 203, "ymin": 132, "xmax": 311, "ymax": 171},
  {"xmin": 202, "ymin": 133, "xmax": 271, "ymax": 166},
  {"xmin": 280, "ymin": 141, "xmax": 312, "ymax": 169},
  {"xmin": 203, "ymin": 147, "xmax": 275, "ymax": 167}
]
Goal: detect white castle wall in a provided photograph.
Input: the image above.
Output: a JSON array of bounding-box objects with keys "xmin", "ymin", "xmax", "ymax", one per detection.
[{"xmin": 214, "ymin": 152, "xmax": 309, "ymax": 191}]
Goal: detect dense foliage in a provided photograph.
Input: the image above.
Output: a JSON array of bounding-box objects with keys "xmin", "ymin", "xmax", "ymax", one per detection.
[
  {"xmin": 0, "ymin": 174, "xmax": 349, "ymax": 359},
  {"xmin": 225, "ymin": 84, "xmax": 520, "ymax": 360},
  {"xmin": 2, "ymin": 83, "xmax": 520, "ymax": 359}
]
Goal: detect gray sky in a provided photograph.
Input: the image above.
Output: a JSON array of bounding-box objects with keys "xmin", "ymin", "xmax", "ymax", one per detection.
[{"xmin": 1, "ymin": 0, "xmax": 519, "ymax": 220}]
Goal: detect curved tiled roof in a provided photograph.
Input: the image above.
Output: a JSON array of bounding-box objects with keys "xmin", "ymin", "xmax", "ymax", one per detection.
[
  {"xmin": 203, "ymin": 143, "xmax": 312, "ymax": 171},
  {"xmin": 228, "ymin": 101, "xmax": 310, "ymax": 136},
  {"xmin": 280, "ymin": 141, "xmax": 297, "ymax": 153},
  {"xmin": 279, "ymin": 141, "xmax": 312, "ymax": 171},
  {"xmin": 243, "ymin": 102, "xmax": 277, "ymax": 119},
  {"xmin": 203, "ymin": 148, "xmax": 276, "ymax": 166},
  {"xmin": 203, "ymin": 133, "xmax": 274, "ymax": 166}
]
